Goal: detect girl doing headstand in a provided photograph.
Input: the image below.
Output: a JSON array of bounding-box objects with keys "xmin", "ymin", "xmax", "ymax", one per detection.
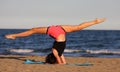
[{"xmin": 6, "ymin": 18, "xmax": 106, "ymax": 64}]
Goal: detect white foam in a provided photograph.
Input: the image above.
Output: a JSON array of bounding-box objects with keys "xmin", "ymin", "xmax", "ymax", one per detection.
[
  {"xmin": 64, "ymin": 49, "xmax": 81, "ymax": 52},
  {"xmin": 9, "ymin": 49, "xmax": 34, "ymax": 53},
  {"xmin": 86, "ymin": 49, "xmax": 120, "ymax": 54}
]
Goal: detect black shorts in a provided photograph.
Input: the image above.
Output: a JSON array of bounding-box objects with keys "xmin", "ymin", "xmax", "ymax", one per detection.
[{"xmin": 53, "ymin": 41, "xmax": 66, "ymax": 56}]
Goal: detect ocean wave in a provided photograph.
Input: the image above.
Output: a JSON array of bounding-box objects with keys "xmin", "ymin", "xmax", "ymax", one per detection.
[
  {"xmin": 86, "ymin": 49, "xmax": 120, "ymax": 54},
  {"xmin": 9, "ymin": 49, "xmax": 34, "ymax": 53},
  {"xmin": 8, "ymin": 48, "xmax": 120, "ymax": 55},
  {"xmin": 64, "ymin": 49, "xmax": 120, "ymax": 55},
  {"xmin": 64, "ymin": 49, "xmax": 82, "ymax": 52}
]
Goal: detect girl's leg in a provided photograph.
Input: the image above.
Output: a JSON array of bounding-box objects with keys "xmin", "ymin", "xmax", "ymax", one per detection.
[
  {"xmin": 61, "ymin": 18, "xmax": 106, "ymax": 32},
  {"xmin": 5, "ymin": 27, "xmax": 47, "ymax": 39}
]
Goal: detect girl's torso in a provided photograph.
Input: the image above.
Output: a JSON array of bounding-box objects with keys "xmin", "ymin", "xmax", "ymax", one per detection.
[{"xmin": 47, "ymin": 25, "xmax": 66, "ymax": 42}]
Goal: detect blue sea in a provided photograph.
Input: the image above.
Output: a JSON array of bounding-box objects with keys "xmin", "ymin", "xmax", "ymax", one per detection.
[{"xmin": 0, "ymin": 29, "xmax": 120, "ymax": 58}]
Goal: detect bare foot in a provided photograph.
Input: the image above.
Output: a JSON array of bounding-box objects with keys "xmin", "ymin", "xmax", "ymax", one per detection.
[
  {"xmin": 94, "ymin": 18, "xmax": 106, "ymax": 24},
  {"xmin": 5, "ymin": 34, "xmax": 16, "ymax": 39}
]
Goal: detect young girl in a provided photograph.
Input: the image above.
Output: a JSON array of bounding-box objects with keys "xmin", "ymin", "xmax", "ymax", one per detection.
[{"xmin": 5, "ymin": 18, "xmax": 106, "ymax": 64}]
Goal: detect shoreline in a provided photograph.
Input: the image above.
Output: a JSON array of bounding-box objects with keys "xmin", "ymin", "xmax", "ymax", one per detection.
[{"xmin": 0, "ymin": 55, "xmax": 120, "ymax": 72}]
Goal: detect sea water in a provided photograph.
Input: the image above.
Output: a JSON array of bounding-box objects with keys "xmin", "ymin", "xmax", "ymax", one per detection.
[{"xmin": 0, "ymin": 29, "xmax": 120, "ymax": 58}]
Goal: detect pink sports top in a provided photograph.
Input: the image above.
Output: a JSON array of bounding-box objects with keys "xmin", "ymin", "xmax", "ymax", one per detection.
[{"xmin": 47, "ymin": 25, "xmax": 66, "ymax": 39}]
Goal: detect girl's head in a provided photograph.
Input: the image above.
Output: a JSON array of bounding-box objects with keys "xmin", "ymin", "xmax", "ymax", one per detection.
[{"xmin": 45, "ymin": 53, "xmax": 57, "ymax": 64}]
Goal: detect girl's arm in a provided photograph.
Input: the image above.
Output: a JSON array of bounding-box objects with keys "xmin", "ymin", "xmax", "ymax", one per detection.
[
  {"xmin": 60, "ymin": 55, "xmax": 66, "ymax": 64},
  {"xmin": 52, "ymin": 48, "xmax": 64, "ymax": 64}
]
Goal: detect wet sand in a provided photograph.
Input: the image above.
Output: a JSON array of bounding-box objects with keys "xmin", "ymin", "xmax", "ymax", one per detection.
[{"xmin": 0, "ymin": 55, "xmax": 120, "ymax": 72}]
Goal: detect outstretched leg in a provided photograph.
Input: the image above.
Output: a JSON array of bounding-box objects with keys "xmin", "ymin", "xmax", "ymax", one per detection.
[
  {"xmin": 62, "ymin": 18, "xmax": 106, "ymax": 32},
  {"xmin": 5, "ymin": 27, "xmax": 48, "ymax": 39}
]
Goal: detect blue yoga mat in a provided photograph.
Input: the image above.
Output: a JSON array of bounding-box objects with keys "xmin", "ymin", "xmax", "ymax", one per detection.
[
  {"xmin": 66, "ymin": 62, "xmax": 93, "ymax": 66},
  {"xmin": 24, "ymin": 59, "xmax": 45, "ymax": 64},
  {"xmin": 24, "ymin": 59, "xmax": 93, "ymax": 66}
]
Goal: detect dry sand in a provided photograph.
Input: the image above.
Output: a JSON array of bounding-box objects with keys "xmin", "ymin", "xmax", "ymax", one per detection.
[{"xmin": 0, "ymin": 55, "xmax": 120, "ymax": 72}]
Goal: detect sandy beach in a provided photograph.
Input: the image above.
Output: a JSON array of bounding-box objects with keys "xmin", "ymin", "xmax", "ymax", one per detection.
[{"xmin": 0, "ymin": 55, "xmax": 120, "ymax": 72}]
